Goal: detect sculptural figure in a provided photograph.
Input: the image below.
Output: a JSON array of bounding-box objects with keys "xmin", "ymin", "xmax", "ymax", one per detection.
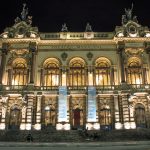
[
  {"xmin": 125, "ymin": 3, "xmax": 133, "ymax": 20},
  {"xmin": 61, "ymin": 23, "xmax": 68, "ymax": 32},
  {"xmin": 21, "ymin": 3, "xmax": 28, "ymax": 21},
  {"xmin": 85, "ymin": 23, "xmax": 92, "ymax": 32}
]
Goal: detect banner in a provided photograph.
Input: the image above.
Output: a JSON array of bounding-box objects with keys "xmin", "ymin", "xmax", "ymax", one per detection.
[
  {"xmin": 87, "ymin": 86, "xmax": 97, "ymax": 122},
  {"xmin": 58, "ymin": 86, "xmax": 67, "ymax": 122}
]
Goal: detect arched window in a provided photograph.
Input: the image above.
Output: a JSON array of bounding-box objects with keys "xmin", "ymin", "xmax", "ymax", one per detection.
[
  {"xmin": 68, "ymin": 57, "xmax": 86, "ymax": 87},
  {"xmin": 43, "ymin": 58, "xmax": 60, "ymax": 87},
  {"xmin": 11, "ymin": 58, "xmax": 28, "ymax": 86},
  {"xmin": 126, "ymin": 57, "xmax": 144, "ymax": 84},
  {"xmin": 95, "ymin": 57, "xmax": 112, "ymax": 86},
  {"xmin": 134, "ymin": 103, "xmax": 146, "ymax": 128}
]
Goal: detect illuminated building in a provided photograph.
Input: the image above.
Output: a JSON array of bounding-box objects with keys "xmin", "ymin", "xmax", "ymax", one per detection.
[{"xmin": 0, "ymin": 4, "xmax": 150, "ymax": 131}]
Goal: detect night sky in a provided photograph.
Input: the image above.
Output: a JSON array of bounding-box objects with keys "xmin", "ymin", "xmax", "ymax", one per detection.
[{"xmin": 0, "ymin": 0, "xmax": 150, "ymax": 33}]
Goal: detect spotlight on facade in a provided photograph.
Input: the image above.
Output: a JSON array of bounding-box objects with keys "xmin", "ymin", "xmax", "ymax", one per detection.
[
  {"xmin": 145, "ymin": 85, "xmax": 149, "ymax": 89},
  {"xmin": 64, "ymin": 123, "xmax": 70, "ymax": 130},
  {"xmin": 93, "ymin": 123, "xmax": 100, "ymax": 130},
  {"xmin": 124, "ymin": 122, "xmax": 130, "ymax": 129},
  {"xmin": 130, "ymin": 122, "xmax": 136, "ymax": 129},
  {"xmin": 20, "ymin": 124, "xmax": 26, "ymax": 130},
  {"xmin": 56, "ymin": 123, "xmax": 63, "ymax": 130},
  {"xmin": 86, "ymin": 123, "xmax": 93, "ymax": 130},
  {"xmin": 34, "ymin": 124, "xmax": 41, "ymax": 130},
  {"xmin": 26, "ymin": 123, "xmax": 31, "ymax": 130},
  {"xmin": 115, "ymin": 122, "xmax": 122, "ymax": 130},
  {"xmin": 5, "ymin": 86, "xmax": 10, "ymax": 90},
  {"xmin": 0, "ymin": 123, "xmax": 5, "ymax": 130}
]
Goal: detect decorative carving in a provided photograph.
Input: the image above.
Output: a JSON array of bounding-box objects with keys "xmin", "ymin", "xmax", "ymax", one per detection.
[
  {"xmin": 29, "ymin": 42, "xmax": 37, "ymax": 53},
  {"xmin": 21, "ymin": 3, "xmax": 28, "ymax": 21},
  {"xmin": 1, "ymin": 4, "xmax": 38, "ymax": 39},
  {"xmin": 86, "ymin": 52, "xmax": 93, "ymax": 60},
  {"xmin": 122, "ymin": 3, "xmax": 138, "ymax": 25},
  {"xmin": 1, "ymin": 43, "xmax": 9, "ymax": 54},
  {"xmin": 61, "ymin": 52, "xmax": 68, "ymax": 61}
]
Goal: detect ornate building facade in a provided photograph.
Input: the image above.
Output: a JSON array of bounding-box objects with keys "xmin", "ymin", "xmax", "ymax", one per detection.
[{"xmin": 0, "ymin": 4, "xmax": 150, "ymax": 131}]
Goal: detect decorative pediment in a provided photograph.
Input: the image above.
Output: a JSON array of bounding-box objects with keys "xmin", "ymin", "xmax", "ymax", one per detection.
[
  {"xmin": 115, "ymin": 4, "xmax": 150, "ymax": 38},
  {"xmin": 1, "ymin": 3, "xmax": 38, "ymax": 39}
]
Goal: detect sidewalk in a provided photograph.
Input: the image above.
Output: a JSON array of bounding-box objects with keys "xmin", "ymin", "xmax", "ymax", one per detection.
[{"xmin": 0, "ymin": 141, "xmax": 150, "ymax": 147}]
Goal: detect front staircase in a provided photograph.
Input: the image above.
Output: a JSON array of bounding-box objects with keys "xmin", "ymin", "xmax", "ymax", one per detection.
[{"xmin": 0, "ymin": 128, "xmax": 150, "ymax": 142}]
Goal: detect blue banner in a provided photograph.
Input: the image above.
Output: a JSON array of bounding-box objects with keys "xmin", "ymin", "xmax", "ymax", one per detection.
[
  {"xmin": 58, "ymin": 86, "xmax": 67, "ymax": 122},
  {"xmin": 87, "ymin": 86, "xmax": 97, "ymax": 122}
]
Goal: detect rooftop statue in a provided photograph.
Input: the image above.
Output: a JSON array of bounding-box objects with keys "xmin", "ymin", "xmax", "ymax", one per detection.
[
  {"xmin": 85, "ymin": 23, "xmax": 92, "ymax": 32},
  {"xmin": 125, "ymin": 3, "xmax": 133, "ymax": 20},
  {"xmin": 122, "ymin": 3, "xmax": 138, "ymax": 25},
  {"xmin": 21, "ymin": 3, "xmax": 28, "ymax": 21},
  {"xmin": 14, "ymin": 3, "xmax": 32, "ymax": 25},
  {"xmin": 61, "ymin": 23, "xmax": 68, "ymax": 32}
]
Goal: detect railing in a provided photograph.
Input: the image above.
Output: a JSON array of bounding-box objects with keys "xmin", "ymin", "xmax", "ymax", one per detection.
[
  {"xmin": 3, "ymin": 85, "xmax": 27, "ymax": 91},
  {"xmin": 34, "ymin": 86, "xmax": 59, "ymax": 91},
  {"xmin": 1, "ymin": 84, "xmax": 150, "ymax": 93}
]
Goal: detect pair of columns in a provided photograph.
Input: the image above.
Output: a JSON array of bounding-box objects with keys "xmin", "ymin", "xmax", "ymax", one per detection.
[{"xmin": 0, "ymin": 42, "xmax": 37, "ymax": 86}]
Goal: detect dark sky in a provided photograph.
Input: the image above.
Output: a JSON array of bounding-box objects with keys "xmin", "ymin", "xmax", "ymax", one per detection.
[{"xmin": 0, "ymin": 0, "xmax": 150, "ymax": 33}]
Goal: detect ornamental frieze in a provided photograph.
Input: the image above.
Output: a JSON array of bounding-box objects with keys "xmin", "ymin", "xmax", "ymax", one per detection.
[{"xmin": 38, "ymin": 44, "xmax": 116, "ymax": 50}]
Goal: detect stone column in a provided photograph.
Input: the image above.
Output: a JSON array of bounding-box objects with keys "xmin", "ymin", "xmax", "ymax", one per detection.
[
  {"xmin": 20, "ymin": 96, "xmax": 27, "ymax": 130},
  {"xmin": 88, "ymin": 66, "xmax": 93, "ymax": 86},
  {"xmin": 34, "ymin": 94, "xmax": 42, "ymax": 130},
  {"xmin": 117, "ymin": 41, "xmax": 125, "ymax": 83},
  {"xmin": 121, "ymin": 94, "xmax": 131, "ymax": 129},
  {"xmin": 114, "ymin": 95, "xmax": 122, "ymax": 129},
  {"xmin": 110, "ymin": 67, "xmax": 114, "ymax": 86},
  {"xmin": 0, "ymin": 96, "xmax": 8, "ymax": 130},
  {"xmin": 7, "ymin": 68, "xmax": 12, "ymax": 86},
  {"xmin": 29, "ymin": 42, "xmax": 37, "ymax": 84},
  {"xmin": 61, "ymin": 66, "xmax": 67, "ymax": 86},
  {"xmin": 0, "ymin": 43, "xmax": 8, "ymax": 84},
  {"xmin": 26, "ymin": 94, "xmax": 34, "ymax": 130},
  {"xmin": 145, "ymin": 42, "xmax": 150, "ymax": 83}
]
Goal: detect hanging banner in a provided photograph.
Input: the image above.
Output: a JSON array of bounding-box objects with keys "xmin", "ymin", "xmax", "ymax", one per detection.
[
  {"xmin": 58, "ymin": 86, "xmax": 68, "ymax": 122},
  {"xmin": 87, "ymin": 86, "xmax": 97, "ymax": 122}
]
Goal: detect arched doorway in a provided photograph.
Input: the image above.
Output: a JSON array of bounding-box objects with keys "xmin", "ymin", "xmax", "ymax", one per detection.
[
  {"xmin": 70, "ymin": 97, "xmax": 86, "ymax": 130},
  {"xmin": 9, "ymin": 106, "xmax": 21, "ymax": 130},
  {"xmin": 134, "ymin": 103, "xmax": 146, "ymax": 128},
  {"xmin": 73, "ymin": 108, "xmax": 82, "ymax": 129}
]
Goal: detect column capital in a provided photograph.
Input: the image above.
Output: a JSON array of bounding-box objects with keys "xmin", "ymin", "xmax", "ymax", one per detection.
[
  {"xmin": 1, "ymin": 42, "xmax": 9, "ymax": 54},
  {"xmin": 117, "ymin": 41, "xmax": 125, "ymax": 54},
  {"xmin": 144, "ymin": 42, "xmax": 150, "ymax": 54},
  {"xmin": 29, "ymin": 42, "xmax": 37, "ymax": 53}
]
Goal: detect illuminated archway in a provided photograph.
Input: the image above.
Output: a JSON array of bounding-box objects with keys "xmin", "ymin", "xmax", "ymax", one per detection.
[
  {"xmin": 42, "ymin": 58, "xmax": 60, "ymax": 87},
  {"xmin": 68, "ymin": 57, "xmax": 86, "ymax": 87},
  {"xmin": 11, "ymin": 58, "xmax": 28, "ymax": 86},
  {"xmin": 126, "ymin": 57, "xmax": 144, "ymax": 84},
  {"xmin": 134, "ymin": 103, "xmax": 146, "ymax": 128},
  {"xmin": 9, "ymin": 104, "xmax": 21, "ymax": 129},
  {"xmin": 94, "ymin": 57, "xmax": 112, "ymax": 86}
]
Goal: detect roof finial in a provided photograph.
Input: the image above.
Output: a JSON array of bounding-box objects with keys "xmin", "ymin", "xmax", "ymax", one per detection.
[
  {"xmin": 125, "ymin": 3, "xmax": 133, "ymax": 20},
  {"xmin": 61, "ymin": 23, "xmax": 68, "ymax": 32},
  {"xmin": 122, "ymin": 3, "xmax": 138, "ymax": 25},
  {"xmin": 21, "ymin": 3, "xmax": 28, "ymax": 21},
  {"xmin": 85, "ymin": 23, "xmax": 92, "ymax": 32}
]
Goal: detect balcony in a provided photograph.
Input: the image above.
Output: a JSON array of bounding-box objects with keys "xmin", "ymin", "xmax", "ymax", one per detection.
[
  {"xmin": 3, "ymin": 85, "xmax": 27, "ymax": 91},
  {"xmin": 1, "ymin": 84, "xmax": 149, "ymax": 94}
]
